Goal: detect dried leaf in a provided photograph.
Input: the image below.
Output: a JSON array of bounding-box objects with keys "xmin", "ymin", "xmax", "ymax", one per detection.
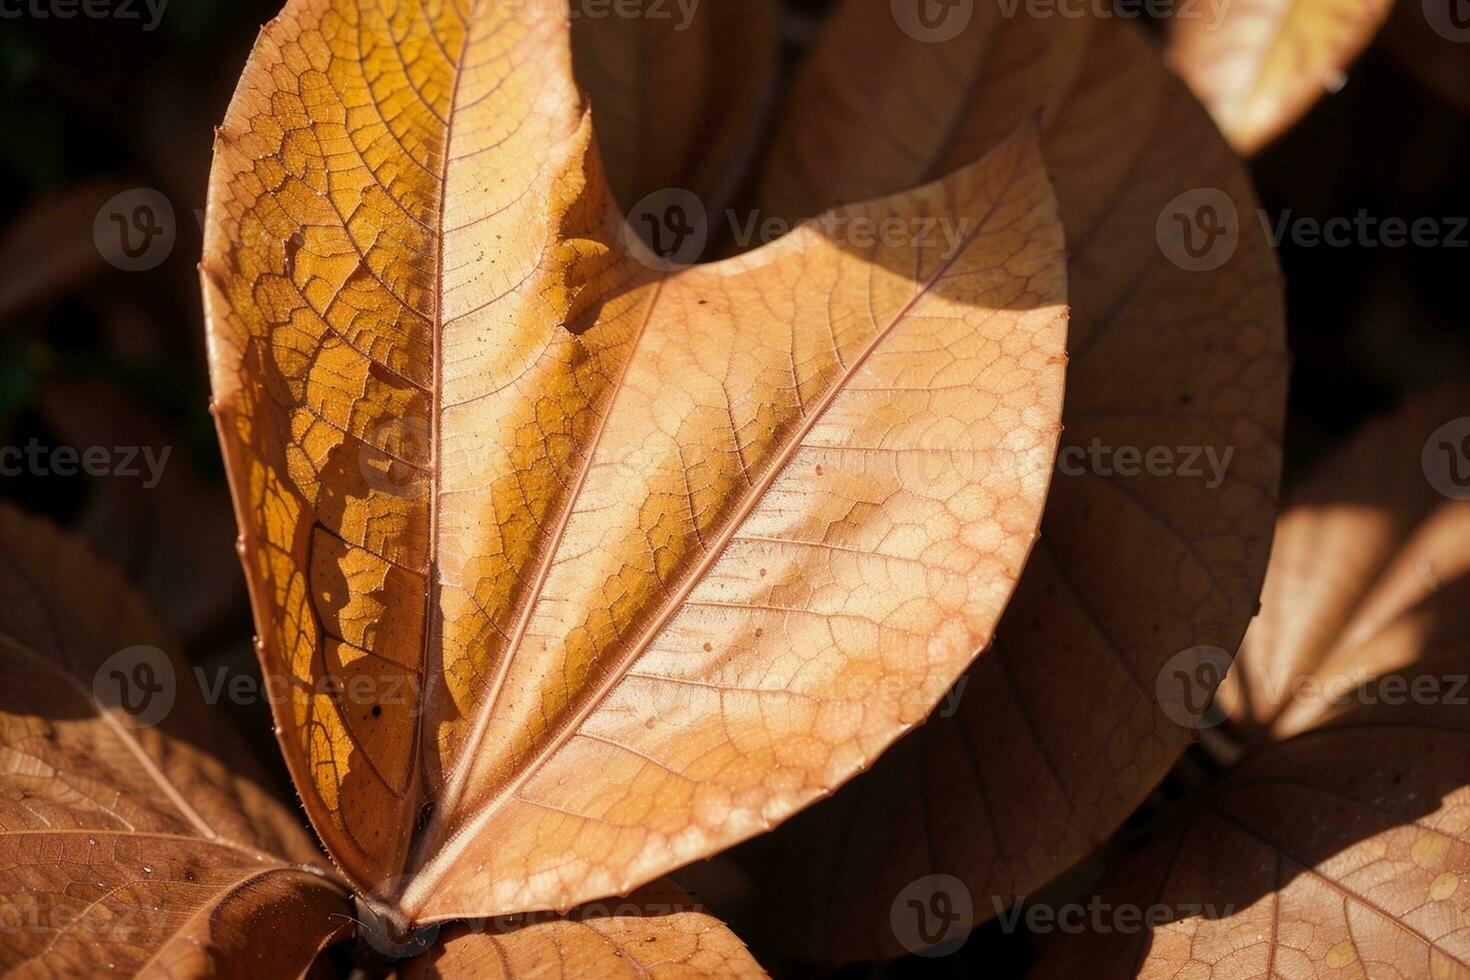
[
  {"xmin": 571, "ymin": 0, "xmax": 779, "ymax": 216},
  {"xmin": 723, "ymin": 12, "xmax": 1286, "ymax": 963},
  {"xmin": 1036, "ymin": 386, "xmax": 1470, "ymax": 979},
  {"xmin": 395, "ymin": 881, "xmax": 766, "ymax": 979},
  {"xmin": 201, "ymin": 0, "xmax": 1068, "ymax": 928},
  {"xmin": 0, "ymin": 504, "xmax": 352, "ymax": 978},
  {"xmin": 1220, "ymin": 383, "xmax": 1470, "ymax": 742},
  {"xmin": 1166, "ymin": 0, "xmax": 1396, "ymax": 154}
]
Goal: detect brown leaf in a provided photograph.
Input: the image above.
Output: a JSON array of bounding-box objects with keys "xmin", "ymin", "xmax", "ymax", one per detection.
[
  {"xmin": 571, "ymin": 0, "xmax": 780, "ymax": 217},
  {"xmin": 0, "ymin": 504, "xmax": 352, "ymax": 977},
  {"xmin": 721, "ymin": 12, "xmax": 1286, "ymax": 963},
  {"xmin": 394, "ymin": 880, "xmax": 765, "ymax": 979},
  {"xmin": 1035, "ymin": 385, "xmax": 1470, "ymax": 979},
  {"xmin": 201, "ymin": 0, "xmax": 1068, "ymax": 929},
  {"xmin": 1220, "ymin": 383, "xmax": 1470, "ymax": 743},
  {"xmin": 1165, "ymin": 0, "xmax": 1397, "ymax": 154}
]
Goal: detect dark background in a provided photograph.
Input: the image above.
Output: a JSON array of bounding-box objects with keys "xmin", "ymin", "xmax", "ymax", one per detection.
[{"xmin": 0, "ymin": 1, "xmax": 1465, "ymax": 975}]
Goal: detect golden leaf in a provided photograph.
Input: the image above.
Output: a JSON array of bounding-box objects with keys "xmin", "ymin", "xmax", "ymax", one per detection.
[
  {"xmin": 1166, "ymin": 0, "xmax": 1397, "ymax": 153},
  {"xmin": 202, "ymin": 0, "xmax": 1069, "ymax": 929},
  {"xmin": 719, "ymin": 12, "xmax": 1286, "ymax": 962}
]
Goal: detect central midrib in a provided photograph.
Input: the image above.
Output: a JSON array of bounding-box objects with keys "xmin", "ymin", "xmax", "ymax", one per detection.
[
  {"xmin": 400, "ymin": 151, "xmax": 1027, "ymax": 917},
  {"xmin": 405, "ymin": 0, "xmax": 484, "ymax": 881}
]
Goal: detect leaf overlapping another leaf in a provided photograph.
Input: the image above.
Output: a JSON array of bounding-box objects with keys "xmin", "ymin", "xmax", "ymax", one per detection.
[
  {"xmin": 201, "ymin": 0, "xmax": 1070, "ymax": 931},
  {"xmin": 715, "ymin": 9, "xmax": 1286, "ymax": 963},
  {"xmin": 1036, "ymin": 385, "xmax": 1470, "ymax": 978}
]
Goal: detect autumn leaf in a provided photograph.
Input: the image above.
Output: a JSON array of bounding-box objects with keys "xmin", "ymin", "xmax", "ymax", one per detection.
[
  {"xmin": 201, "ymin": 0, "xmax": 1068, "ymax": 934},
  {"xmin": 393, "ymin": 881, "xmax": 766, "ymax": 979},
  {"xmin": 1165, "ymin": 0, "xmax": 1397, "ymax": 154},
  {"xmin": 570, "ymin": 0, "xmax": 779, "ymax": 219},
  {"xmin": 0, "ymin": 503, "xmax": 353, "ymax": 978},
  {"xmin": 716, "ymin": 11, "xmax": 1286, "ymax": 963},
  {"xmin": 1034, "ymin": 385, "xmax": 1470, "ymax": 979}
]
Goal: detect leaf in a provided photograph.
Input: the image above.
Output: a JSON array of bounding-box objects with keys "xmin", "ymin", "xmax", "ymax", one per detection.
[
  {"xmin": 1219, "ymin": 383, "xmax": 1470, "ymax": 743},
  {"xmin": 394, "ymin": 880, "xmax": 766, "ymax": 979},
  {"xmin": 1165, "ymin": 0, "xmax": 1396, "ymax": 154},
  {"xmin": 717, "ymin": 12, "xmax": 1286, "ymax": 963},
  {"xmin": 201, "ymin": 0, "xmax": 1069, "ymax": 928},
  {"xmin": 1034, "ymin": 385, "xmax": 1470, "ymax": 979},
  {"xmin": 0, "ymin": 503, "xmax": 352, "ymax": 978},
  {"xmin": 570, "ymin": 0, "xmax": 780, "ymax": 217}
]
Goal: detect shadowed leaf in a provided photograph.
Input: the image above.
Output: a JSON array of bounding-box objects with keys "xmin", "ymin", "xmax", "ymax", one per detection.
[
  {"xmin": 395, "ymin": 880, "xmax": 766, "ymax": 979},
  {"xmin": 1036, "ymin": 385, "xmax": 1470, "ymax": 978},
  {"xmin": 0, "ymin": 504, "xmax": 352, "ymax": 978}
]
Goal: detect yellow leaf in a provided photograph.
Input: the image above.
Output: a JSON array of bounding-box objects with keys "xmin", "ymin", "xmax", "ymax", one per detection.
[
  {"xmin": 1167, "ymin": 0, "xmax": 1397, "ymax": 153},
  {"xmin": 202, "ymin": 0, "xmax": 1069, "ymax": 929}
]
